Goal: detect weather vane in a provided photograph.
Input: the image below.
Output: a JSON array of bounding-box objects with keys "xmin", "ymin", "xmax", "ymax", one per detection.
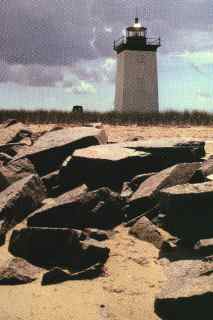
[{"xmin": 136, "ymin": 6, "xmax": 138, "ymax": 18}]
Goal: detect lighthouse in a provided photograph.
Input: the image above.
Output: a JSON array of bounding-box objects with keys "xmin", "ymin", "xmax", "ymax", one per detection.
[{"xmin": 114, "ymin": 17, "xmax": 161, "ymax": 112}]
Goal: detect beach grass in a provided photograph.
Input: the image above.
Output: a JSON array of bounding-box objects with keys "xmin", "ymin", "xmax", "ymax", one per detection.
[{"xmin": 0, "ymin": 109, "xmax": 213, "ymax": 126}]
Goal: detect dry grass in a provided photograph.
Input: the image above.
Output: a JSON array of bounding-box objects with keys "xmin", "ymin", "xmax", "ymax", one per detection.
[{"xmin": 1, "ymin": 109, "xmax": 213, "ymax": 126}]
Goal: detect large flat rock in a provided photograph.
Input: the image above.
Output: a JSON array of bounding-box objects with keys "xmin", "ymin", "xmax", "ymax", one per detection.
[
  {"xmin": 155, "ymin": 246, "xmax": 213, "ymax": 319},
  {"xmin": 28, "ymin": 187, "xmax": 125, "ymax": 230},
  {"xmin": 119, "ymin": 138, "xmax": 205, "ymax": 157},
  {"xmin": 160, "ymin": 181, "xmax": 213, "ymax": 240},
  {"xmin": 9, "ymin": 227, "xmax": 110, "ymax": 269},
  {"xmin": 127, "ymin": 163, "xmax": 201, "ymax": 216},
  {"xmin": 155, "ymin": 272, "xmax": 213, "ymax": 319},
  {"xmin": 0, "ymin": 174, "xmax": 46, "ymax": 243},
  {"xmin": 68, "ymin": 144, "xmax": 153, "ymax": 189},
  {"xmin": 15, "ymin": 126, "xmax": 108, "ymax": 175},
  {"xmin": 118, "ymin": 139, "xmax": 205, "ymax": 171}
]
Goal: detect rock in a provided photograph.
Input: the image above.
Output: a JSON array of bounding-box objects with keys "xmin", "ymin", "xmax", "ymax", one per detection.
[
  {"xmin": 127, "ymin": 163, "xmax": 201, "ymax": 218},
  {"xmin": 0, "ymin": 158, "xmax": 36, "ymax": 192},
  {"xmin": 15, "ymin": 126, "xmax": 108, "ymax": 176},
  {"xmin": 0, "ymin": 257, "xmax": 42, "ymax": 285},
  {"xmin": 28, "ymin": 187, "xmax": 125, "ymax": 230},
  {"xmin": 9, "ymin": 227, "xmax": 82, "ymax": 267},
  {"xmin": 42, "ymin": 268, "xmax": 72, "ymax": 285},
  {"xmin": 58, "ymin": 157, "xmax": 85, "ymax": 190},
  {"xmin": 129, "ymin": 172, "xmax": 156, "ymax": 191},
  {"xmin": 125, "ymin": 136, "xmax": 145, "ymax": 142},
  {"xmin": 155, "ymin": 273, "xmax": 213, "ymax": 320},
  {"xmin": 30, "ymin": 131, "xmax": 47, "ymax": 144},
  {"xmin": 39, "ymin": 184, "xmax": 88, "ymax": 211},
  {"xmin": 68, "ymin": 144, "xmax": 153, "ymax": 189},
  {"xmin": 56, "ymin": 184, "xmax": 88, "ymax": 202},
  {"xmin": 120, "ymin": 182, "xmax": 133, "ymax": 198},
  {"xmin": 189, "ymin": 156, "xmax": 213, "ymax": 183},
  {"xmin": 0, "ymin": 122, "xmax": 32, "ymax": 145},
  {"xmin": 201, "ymin": 155, "xmax": 213, "ymax": 177},
  {"xmin": 0, "ymin": 172, "xmax": 10, "ymax": 192},
  {"xmin": 207, "ymin": 174, "xmax": 213, "ymax": 181},
  {"xmin": 124, "ymin": 205, "xmax": 160, "ymax": 227},
  {"xmin": 41, "ymin": 171, "xmax": 60, "ymax": 197},
  {"xmin": 189, "ymin": 168, "xmax": 206, "ymax": 184},
  {"xmin": 120, "ymin": 173, "xmax": 156, "ymax": 199},
  {"xmin": 77, "ymin": 239, "xmax": 109, "ymax": 269},
  {"xmin": 119, "ymin": 139, "xmax": 205, "ymax": 170},
  {"xmin": 49, "ymin": 126, "xmax": 64, "ymax": 132},
  {"xmin": 194, "ymin": 239, "xmax": 213, "ymax": 256},
  {"xmin": 0, "ymin": 174, "xmax": 46, "ymax": 244},
  {"xmin": 0, "ymin": 119, "xmax": 17, "ymax": 128},
  {"xmin": 0, "ymin": 143, "xmax": 27, "ymax": 157},
  {"xmin": 85, "ymin": 122, "xmax": 103, "ymax": 129},
  {"xmin": 9, "ymin": 227, "xmax": 110, "ymax": 269},
  {"xmin": 129, "ymin": 216, "xmax": 176, "ymax": 250},
  {"xmin": 83, "ymin": 228, "xmax": 109, "ymax": 241},
  {"xmin": 42, "ymin": 262, "xmax": 105, "ymax": 285},
  {"xmin": 160, "ymin": 181, "xmax": 213, "ymax": 241},
  {"xmin": 0, "ymin": 153, "xmax": 13, "ymax": 165}
]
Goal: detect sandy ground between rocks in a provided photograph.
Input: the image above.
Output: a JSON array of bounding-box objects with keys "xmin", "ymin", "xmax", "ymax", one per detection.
[
  {"xmin": 27, "ymin": 123, "xmax": 213, "ymax": 154},
  {"xmin": 0, "ymin": 226, "xmax": 165, "ymax": 320},
  {"xmin": 1, "ymin": 124, "xmax": 213, "ymax": 320}
]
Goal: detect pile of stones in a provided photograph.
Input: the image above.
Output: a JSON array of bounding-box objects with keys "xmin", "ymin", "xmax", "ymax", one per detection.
[{"xmin": 0, "ymin": 119, "xmax": 213, "ymax": 317}]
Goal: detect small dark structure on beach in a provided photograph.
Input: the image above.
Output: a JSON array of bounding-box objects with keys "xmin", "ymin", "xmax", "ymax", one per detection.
[{"xmin": 72, "ymin": 105, "xmax": 83, "ymax": 113}]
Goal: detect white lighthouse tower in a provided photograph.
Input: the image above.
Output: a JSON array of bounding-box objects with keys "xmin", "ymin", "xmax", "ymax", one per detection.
[{"xmin": 114, "ymin": 17, "xmax": 161, "ymax": 112}]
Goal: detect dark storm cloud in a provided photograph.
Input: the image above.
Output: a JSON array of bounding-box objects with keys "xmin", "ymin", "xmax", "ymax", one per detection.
[
  {"xmin": 0, "ymin": 0, "xmax": 212, "ymax": 66},
  {"xmin": 0, "ymin": 0, "xmax": 96, "ymax": 65},
  {"xmin": 92, "ymin": 0, "xmax": 213, "ymax": 56},
  {"xmin": 0, "ymin": 0, "xmax": 211, "ymax": 87}
]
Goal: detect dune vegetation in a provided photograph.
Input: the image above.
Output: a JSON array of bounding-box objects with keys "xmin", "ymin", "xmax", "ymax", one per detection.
[{"xmin": 0, "ymin": 109, "xmax": 213, "ymax": 126}]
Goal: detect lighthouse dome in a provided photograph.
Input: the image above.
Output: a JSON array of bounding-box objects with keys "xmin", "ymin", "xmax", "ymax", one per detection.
[{"xmin": 126, "ymin": 17, "xmax": 147, "ymax": 38}]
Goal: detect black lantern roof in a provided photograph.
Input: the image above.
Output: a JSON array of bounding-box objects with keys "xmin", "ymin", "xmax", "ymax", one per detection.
[
  {"xmin": 126, "ymin": 26, "xmax": 147, "ymax": 31},
  {"xmin": 114, "ymin": 17, "xmax": 160, "ymax": 54},
  {"xmin": 126, "ymin": 17, "xmax": 147, "ymax": 32}
]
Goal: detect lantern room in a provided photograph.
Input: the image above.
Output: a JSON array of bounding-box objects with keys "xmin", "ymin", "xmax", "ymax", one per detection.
[
  {"xmin": 114, "ymin": 17, "xmax": 160, "ymax": 54},
  {"xmin": 126, "ymin": 17, "xmax": 147, "ymax": 39}
]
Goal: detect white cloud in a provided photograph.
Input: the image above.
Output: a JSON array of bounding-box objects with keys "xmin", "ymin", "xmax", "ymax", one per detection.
[
  {"xmin": 63, "ymin": 57, "xmax": 116, "ymax": 85},
  {"xmin": 102, "ymin": 58, "xmax": 116, "ymax": 82},
  {"xmin": 64, "ymin": 80, "xmax": 96, "ymax": 95},
  {"xmin": 103, "ymin": 58, "xmax": 115, "ymax": 72}
]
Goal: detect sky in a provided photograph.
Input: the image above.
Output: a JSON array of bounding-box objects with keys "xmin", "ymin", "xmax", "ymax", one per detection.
[{"xmin": 0, "ymin": 0, "xmax": 212, "ymax": 112}]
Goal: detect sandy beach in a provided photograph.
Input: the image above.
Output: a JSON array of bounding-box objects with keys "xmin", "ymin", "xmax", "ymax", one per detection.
[{"xmin": 1, "ymin": 124, "xmax": 213, "ymax": 320}]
